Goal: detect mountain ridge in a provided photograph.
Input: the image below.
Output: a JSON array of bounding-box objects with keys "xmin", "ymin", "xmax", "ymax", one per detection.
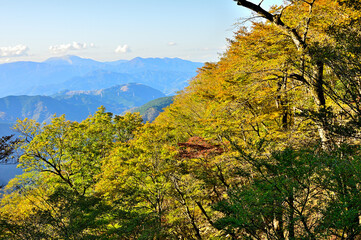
[
  {"xmin": 0, "ymin": 83, "xmax": 165, "ymax": 124},
  {"xmin": 0, "ymin": 56, "xmax": 203, "ymax": 97}
]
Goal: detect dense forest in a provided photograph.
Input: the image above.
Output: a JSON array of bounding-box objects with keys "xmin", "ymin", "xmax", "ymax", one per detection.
[{"xmin": 1, "ymin": 0, "xmax": 361, "ymax": 239}]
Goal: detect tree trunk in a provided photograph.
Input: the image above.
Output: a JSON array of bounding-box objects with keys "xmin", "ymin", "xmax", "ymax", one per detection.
[
  {"xmin": 311, "ymin": 61, "xmax": 330, "ymax": 148},
  {"xmin": 288, "ymin": 192, "xmax": 295, "ymax": 240}
]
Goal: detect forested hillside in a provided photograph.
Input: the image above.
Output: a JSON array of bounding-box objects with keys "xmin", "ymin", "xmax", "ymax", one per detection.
[
  {"xmin": 1, "ymin": 0, "xmax": 361, "ymax": 239},
  {"xmin": 130, "ymin": 96, "xmax": 174, "ymax": 122}
]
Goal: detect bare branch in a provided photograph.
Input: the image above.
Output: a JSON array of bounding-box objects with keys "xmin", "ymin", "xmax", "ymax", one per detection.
[
  {"xmin": 289, "ymin": 73, "xmax": 310, "ymax": 85},
  {"xmin": 233, "ymin": 0, "xmax": 307, "ymax": 51},
  {"xmin": 303, "ymin": 0, "xmax": 316, "ymax": 42}
]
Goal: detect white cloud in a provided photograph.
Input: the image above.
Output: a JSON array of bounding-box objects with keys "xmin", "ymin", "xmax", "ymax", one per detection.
[
  {"xmin": 168, "ymin": 41, "xmax": 177, "ymax": 46},
  {"xmin": 49, "ymin": 42, "xmax": 95, "ymax": 54},
  {"xmin": 115, "ymin": 44, "xmax": 131, "ymax": 54},
  {"xmin": 0, "ymin": 45, "xmax": 29, "ymax": 58}
]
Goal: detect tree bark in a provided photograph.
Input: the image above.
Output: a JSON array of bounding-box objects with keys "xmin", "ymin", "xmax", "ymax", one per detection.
[{"xmin": 312, "ymin": 61, "xmax": 330, "ymax": 147}]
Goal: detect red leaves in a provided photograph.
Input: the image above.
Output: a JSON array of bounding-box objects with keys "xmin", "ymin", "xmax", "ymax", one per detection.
[{"xmin": 177, "ymin": 136, "xmax": 223, "ymax": 159}]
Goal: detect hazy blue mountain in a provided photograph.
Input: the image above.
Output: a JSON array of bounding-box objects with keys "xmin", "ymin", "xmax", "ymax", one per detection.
[
  {"xmin": 130, "ymin": 96, "xmax": 174, "ymax": 122},
  {"xmin": 0, "ymin": 83, "xmax": 165, "ymax": 126},
  {"xmin": 0, "ymin": 57, "xmax": 102, "ymax": 97},
  {"xmin": 0, "ymin": 164, "xmax": 22, "ymax": 187},
  {"xmin": 0, "ymin": 56, "xmax": 203, "ymax": 97},
  {"xmin": 0, "ymin": 95, "xmax": 90, "ymax": 123},
  {"xmin": 29, "ymin": 70, "xmax": 139, "ymax": 95},
  {"xmin": 62, "ymin": 70, "xmax": 138, "ymax": 91},
  {"xmin": 54, "ymin": 83, "xmax": 166, "ymax": 115},
  {"xmin": 44, "ymin": 55, "xmax": 105, "ymax": 68},
  {"xmin": 32, "ymin": 70, "xmax": 194, "ymax": 96},
  {"xmin": 109, "ymin": 57, "xmax": 204, "ymax": 73},
  {"xmin": 131, "ymin": 70, "xmax": 195, "ymax": 95},
  {"xmin": 48, "ymin": 70, "xmax": 140, "ymax": 93}
]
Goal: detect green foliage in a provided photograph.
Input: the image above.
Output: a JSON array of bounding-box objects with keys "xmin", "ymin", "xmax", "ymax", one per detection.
[
  {"xmin": 1, "ymin": 187, "xmax": 110, "ymax": 240},
  {"xmin": 133, "ymin": 96, "xmax": 173, "ymax": 114},
  {"xmin": 131, "ymin": 96, "xmax": 174, "ymax": 122},
  {"xmin": 0, "ymin": 107, "xmax": 144, "ymax": 239},
  {"xmin": 2, "ymin": 0, "xmax": 361, "ymax": 239},
  {"xmin": 214, "ymin": 146, "xmax": 361, "ymax": 239}
]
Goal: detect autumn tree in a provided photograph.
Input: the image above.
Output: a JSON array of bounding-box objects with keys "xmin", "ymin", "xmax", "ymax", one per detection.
[
  {"xmin": 232, "ymin": 0, "xmax": 361, "ymax": 147},
  {"xmin": 198, "ymin": 1, "xmax": 361, "ymax": 239},
  {"xmin": 152, "ymin": 1, "xmax": 361, "ymax": 239},
  {"xmin": 2, "ymin": 1, "xmax": 361, "ymax": 239},
  {"xmin": 96, "ymin": 123, "xmax": 178, "ymax": 239},
  {"xmin": 0, "ymin": 107, "xmax": 143, "ymax": 239}
]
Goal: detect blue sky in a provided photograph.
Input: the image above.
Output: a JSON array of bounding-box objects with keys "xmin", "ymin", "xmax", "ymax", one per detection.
[{"xmin": 0, "ymin": 0, "xmax": 281, "ymax": 63}]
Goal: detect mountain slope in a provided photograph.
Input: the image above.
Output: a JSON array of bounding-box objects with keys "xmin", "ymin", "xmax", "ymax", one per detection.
[
  {"xmin": 54, "ymin": 83, "xmax": 166, "ymax": 115},
  {"xmin": 131, "ymin": 96, "xmax": 174, "ymax": 122},
  {"xmin": 0, "ymin": 95, "xmax": 90, "ymax": 123},
  {"xmin": 0, "ymin": 83, "xmax": 165, "ymax": 124}
]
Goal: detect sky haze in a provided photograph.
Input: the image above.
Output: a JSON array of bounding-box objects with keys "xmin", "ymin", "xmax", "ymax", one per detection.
[{"xmin": 0, "ymin": 0, "xmax": 281, "ymax": 63}]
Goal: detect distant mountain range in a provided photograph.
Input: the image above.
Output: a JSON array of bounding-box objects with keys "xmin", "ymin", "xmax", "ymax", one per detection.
[
  {"xmin": 0, "ymin": 55, "xmax": 203, "ymax": 97},
  {"xmin": 0, "ymin": 55, "xmax": 202, "ymax": 137},
  {"xmin": 0, "ymin": 83, "xmax": 165, "ymax": 124}
]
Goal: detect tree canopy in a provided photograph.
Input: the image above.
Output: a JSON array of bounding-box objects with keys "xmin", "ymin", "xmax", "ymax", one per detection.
[{"xmin": 1, "ymin": 0, "xmax": 361, "ymax": 239}]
